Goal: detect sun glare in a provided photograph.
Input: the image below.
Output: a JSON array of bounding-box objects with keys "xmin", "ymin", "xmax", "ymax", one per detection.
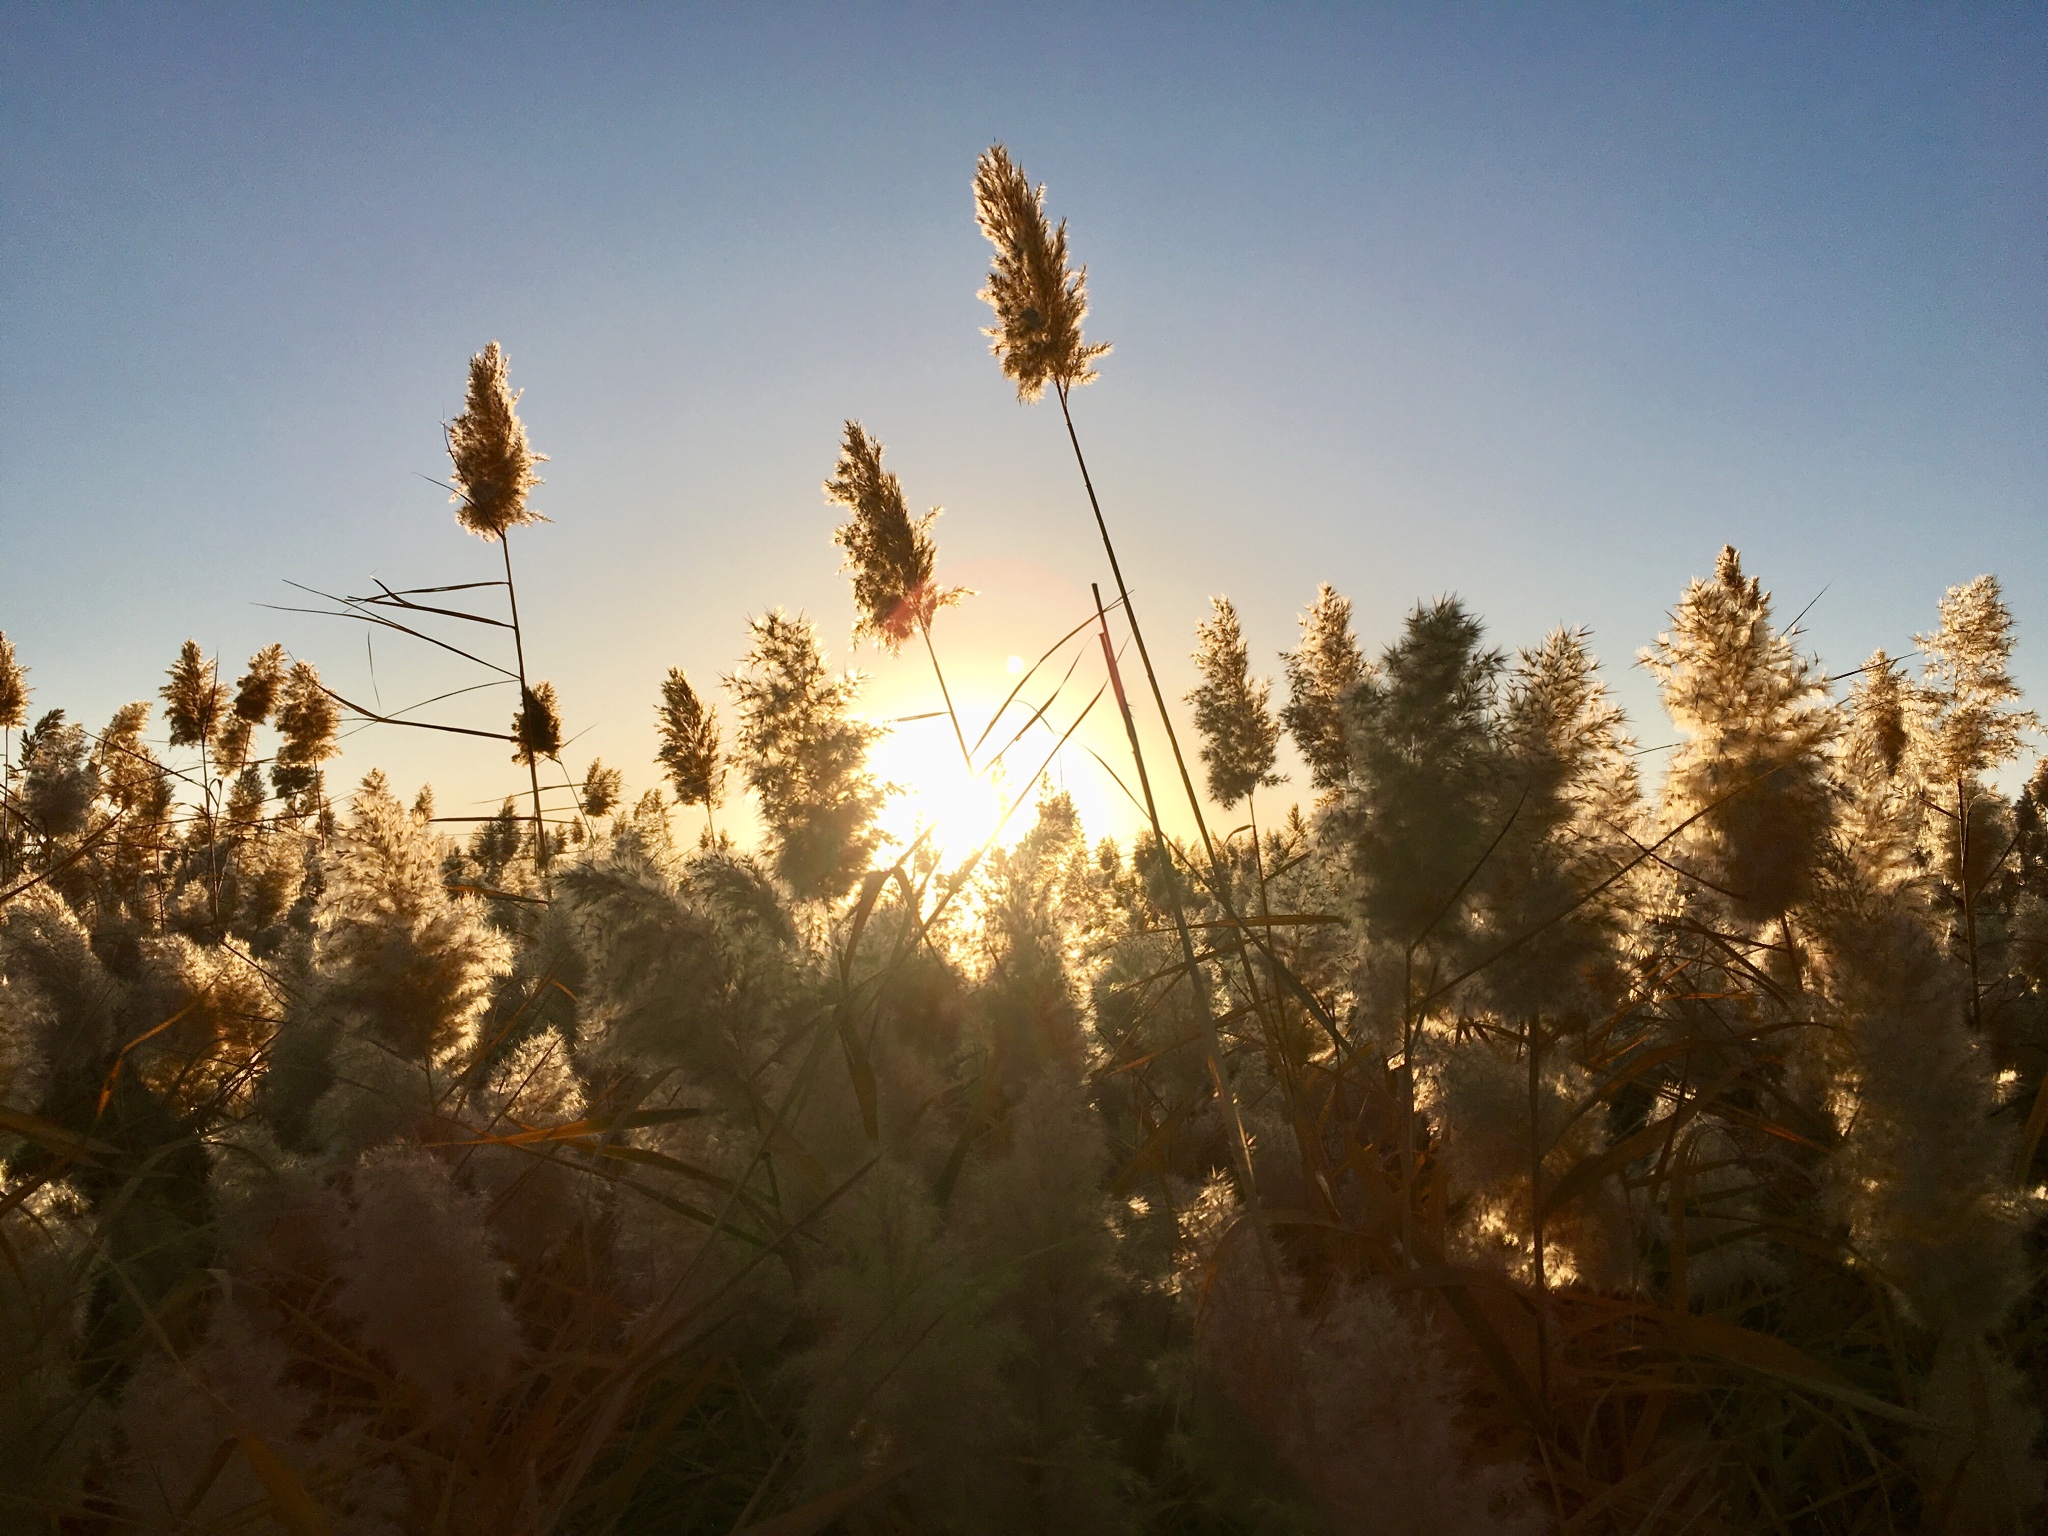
[{"xmin": 868, "ymin": 726, "xmax": 1027, "ymax": 864}]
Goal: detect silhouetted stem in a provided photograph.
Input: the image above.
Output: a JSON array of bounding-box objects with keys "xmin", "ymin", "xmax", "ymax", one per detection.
[
  {"xmin": 1529, "ymin": 1014, "xmax": 1550, "ymax": 1405},
  {"xmin": 200, "ymin": 731, "xmax": 219, "ymax": 923},
  {"xmin": 1960, "ymin": 777, "xmax": 1982, "ymax": 1032},
  {"xmin": 502, "ymin": 530, "xmax": 548, "ymax": 875},
  {"xmin": 1056, "ymin": 384, "xmax": 1222, "ymax": 870},
  {"xmin": 1093, "ymin": 584, "xmax": 1262, "ymax": 1212},
  {"xmin": 919, "ymin": 617, "xmax": 973, "ymax": 773}
]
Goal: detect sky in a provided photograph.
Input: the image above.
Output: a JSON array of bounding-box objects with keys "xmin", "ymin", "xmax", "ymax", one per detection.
[{"xmin": 4, "ymin": 4, "xmax": 2044, "ymax": 850}]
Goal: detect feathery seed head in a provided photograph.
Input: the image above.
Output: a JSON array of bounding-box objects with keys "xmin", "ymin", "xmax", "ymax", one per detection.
[
  {"xmin": 232, "ymin": 643, "xmax": 288, "ymax": 724},
  {"xmin": 214, "ymin": 715, "xmax": 254, "ymax": 778},
  {"xmin": 1280, "ymin": 583, "xmax": 1368, "ymax": 792},
  {"xmin": 655, "ymin": 667, "xmax": 724, "ymax": 809},
  {"xmin": 315, "ymin": 771, "xmax": 511, "ymax": 1063},
  {"xmin": 825, "ymin": 421, "xmax": 966, "ymax": 651},
  {"xmin": 96, "ymin": 701, "xmax": 168, "ymax": 819},
  {"xmin": 581, "ymin": 757, "xmax": 622, "ymax": 818},
  {"xmin": 1914, "ymin": 574, "xmax": 2036, "ymax": 785},
  {"xmin": 161, "ymin": 640, "xmax": 227, "ymax": 751},
  {"xmin": 1846, "ymin": 651, "xmax": 1908, "ymax": 776},
  {"xmin": 19, "ymin": 711, "xmax": 97, "ymax": 837},
  {"xmin": 334, "ymin": 1143, "xmax": 518, "ymax": 1400},
  {"xmin": 446, "ymin": 341, "xmax": 547, "ymax": 540},
  {"xmin": 1187, "ymin": 595, "xmax": 1282, "ymax": 807},
  {"xmin": 0, "ymin": 632, "xmax": 28, "ymax": 730},
  {"xmin": 727, "ymin": 609, "xmax": 883, "ymax": 902},
  {"xmin": 973, "ymin": 144, "xmax": 1111, "ymax": 402},
  {"xmin": 272, "ymin": 661, "xmax": 339, "ymax": 803},
  {"xmin": 1643, "ymin": 546, "xmax": 1836, "ymax": 919},
  {"xmin": 512, "ymin": 681, "xmax": 563, "ymax": 766}
]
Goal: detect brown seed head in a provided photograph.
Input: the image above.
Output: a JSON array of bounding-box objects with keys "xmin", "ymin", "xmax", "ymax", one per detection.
[
  {"xmin": 655, "ymin": 667, "xmax": 724, "ymax": 809},
  {"xmin": 513, "ymin": 681, "xmax": 563, "ymax": 766},
  {"xmin": 973, "ymin": 145, "xmax": 1111, "ymax": 402},
  {"xmin": 447, "ymin": 341, "xmax": 548, "ymax": 540},
  {"xmin": 161, "ymin": 639, "xmax": 227, "ymax": 751},
  {"xmin": 824, "ymin": 421, "xmax": 966, "ymax": 651},
  {"xmin": 0, "ymin": 632, "xmax": 28, "ymax": 731}
]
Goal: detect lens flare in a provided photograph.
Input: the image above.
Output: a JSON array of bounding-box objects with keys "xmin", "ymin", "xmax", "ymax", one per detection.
[{"xmin": 867, "ymin": 727, "xmax": 1023, "ymax": 864}]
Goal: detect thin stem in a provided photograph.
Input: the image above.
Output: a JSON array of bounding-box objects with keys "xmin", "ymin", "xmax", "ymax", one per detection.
[
  {"xmin": 1529, "ymin": 1013, "xmax": 1550, "ymax": 1406},
  {"xmin": 1960, "ymin": 777, "xmax": 1982, "ymax": 1032},
  {"xmin": 918, "ymin": 617, "xmax": 973, "ymax": 773},
  {"xmin": 1093, "ymin": 584, "xmax": 1261, "ymax": 1212},
  {"xmin": 1056, "ymin": 383, "xmax": 1221, "ymax": 871},
  {"xmin": 501, "ymin": 530, "xmax": 548, "ymax": 876},
  {"xmin": 200, "ymin": 729, "xmax": 219, "ymax": 923}
]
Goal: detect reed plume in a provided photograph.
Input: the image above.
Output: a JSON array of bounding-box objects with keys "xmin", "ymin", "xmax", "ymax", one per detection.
[
  {"xmin": 973, "ymin": 144, "xmax": 1110, "ymax": 402},
  {"xmin": 446, "ymin": 341, "xmax": 547, "ymax": 540},
  {"xmin": 0, "ymin": 632, "xmax": 30, "ymax": 847},
  {"xmin": 1188, "ymin": 595, "xmax": 1281, "ymax": 808},
  {"xmin": 580, "ymin": 757, "xmax": 622, "ymax": 817},
  {"xmin": 1642, "ymin": 545, "xmax": 1835, "ymax": 921},
  {"xmin": 825, "ymin": 421, "xmax": 965, "ymax": 651},
  {"xmin": 726, "ymin": 609, "xmax": 882, "ymax": 902},
  {"xmin": 160, "ymin": 639, "xmax": 225, "ymax": 752},
  {"xmin": 271, "ymin": 659, "xmax": 338, "ymax": 806},
  {"xmin": 655, "ymin": 666, "xmax": 725, "ymax": 831},
  {"xmin": 1280, "ymin": 583, "xmax": 1368, "ymax": 793},
  {"xmin": 825, "ymin": 420, "xmax": 972, "ymax": 767},
  {"xmin": 0, "ymin": 632, "xmax": 27, "ymax": 731},
  {"xmin": 512, "ymin": 680, "xmax": 563, "ymax": 765},
  {"xmin": 213, "ymin": 643, "xmax": 285, "ymax": 777}
]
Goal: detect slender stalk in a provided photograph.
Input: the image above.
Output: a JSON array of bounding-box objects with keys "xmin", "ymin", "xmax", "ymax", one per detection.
[
  {"xmin": 1244, "ymin": 793, "xmax": 1291, "ymax": 1047},
  {"xmin": 1529, "ymin": 1013, "xmax": 1551, "ymax": 1406},
  {"xmin": 918, "ymin": 616, "xmax": 973, "ymax": 773},
  {"xmin": 1093, "ymin": 585, "xmax": 1261, "ymax": 1211},
  {"xmin": 501, "ymin": 529, "xmax": 548, "ymax": 875},
  {"xmin": 1052, "ymin": 384, "xmax": 1321, "ymax": 1144},
  {"xmin": 1959, "ymin": 777, "xmax": 1982, "ymax": 1031},
  {"xmin": 1056, "ymin": 385, "xmax": 1223, "ymax": 870},
  {"xmin": 199, "ymin": 729, "xmax": 219, "ymax": 923}
]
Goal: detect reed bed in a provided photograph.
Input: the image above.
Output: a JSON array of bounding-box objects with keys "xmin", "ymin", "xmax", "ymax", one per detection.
[{"xmin": 1, "ymin": 145, "xmax": 2044, "ymax": 1535}]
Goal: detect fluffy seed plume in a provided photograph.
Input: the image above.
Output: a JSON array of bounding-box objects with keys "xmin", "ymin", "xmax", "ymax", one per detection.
[
  {"xmin": 1642, "ymin": 546, "xmax": 1834, "ymax": 920},
  {"xmin": 655, "ymin": 667, "xmax": 724, "ymax": 814},
  {"xmin": 727, "ymin": 611, "xmax": 882, "ymax": 902},
  {"xmin": 216, "ymin": 642, "xmax": 288, "ymax": 776},
  {"xmin": 512, "ymin": 682, "xmax": 563, "ymax": 766},
  {"xmin": 271, "ymin": 661, "xmax": 339, "ymax": 802},
  {"xmin": 316, "ymin": 770, "xmax": 511, "ymax": 1063},
  {"xmin": 1914, "ymin": 574, "xmax": 2037, "ymax": 786},
  {"xmin": 1280, "ymin": 583, "xmax": 1368, "ymax": 793},
  {"xmin": 973, "ymin": 144, "xmax": 1111, "ymax": 402},
  {"xmin": 446, "ymin": 341, "xmax": 547, "ymax": 540},
  {"xmin": 825, "ymin": 422, "xmax": 966, "ymax": 651},
  {"xmin": 160, "ymin": 640, "xmax": 227, "ymax": 752},
  {"xmin": 0, "ymin": 632, "xmax": 28, "ymax": 730},
  {"xmin": 1187, "ymin": 596, "xmax": 1281, "ymax": 807},
  {"xmin": 580, "ymin": 758, "xmax": 622, "ymax": 818},
  {"xmin": 231, "ymin": 643, "xmax": 288, "ymax": 725}
]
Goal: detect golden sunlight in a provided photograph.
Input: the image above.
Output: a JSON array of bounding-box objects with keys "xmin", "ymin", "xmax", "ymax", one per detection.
[{"xmin": 867, "ymin": 723, "xmax": 1024, "ymax": 864}]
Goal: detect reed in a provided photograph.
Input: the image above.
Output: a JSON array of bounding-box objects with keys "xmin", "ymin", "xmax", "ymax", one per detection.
[{"xmin": 0, "ymin": 152, "xmax": 2043, "ymax": 1536}]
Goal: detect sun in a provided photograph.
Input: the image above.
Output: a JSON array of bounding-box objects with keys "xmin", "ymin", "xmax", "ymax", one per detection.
[{"xmin": 867, "ymin": 726, "xmax": 1026, "ymax": 865}]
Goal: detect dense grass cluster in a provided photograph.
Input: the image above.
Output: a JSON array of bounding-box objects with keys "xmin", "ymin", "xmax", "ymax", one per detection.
[{"xmin": 3, "ymin": 146, "xmax": 2046, "ymax": 1534}]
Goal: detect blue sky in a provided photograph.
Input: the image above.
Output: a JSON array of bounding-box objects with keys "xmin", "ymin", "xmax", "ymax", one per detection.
[{"xmin": 4, "ymin": 5, "xmax": 2043, "ymax": 841}]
